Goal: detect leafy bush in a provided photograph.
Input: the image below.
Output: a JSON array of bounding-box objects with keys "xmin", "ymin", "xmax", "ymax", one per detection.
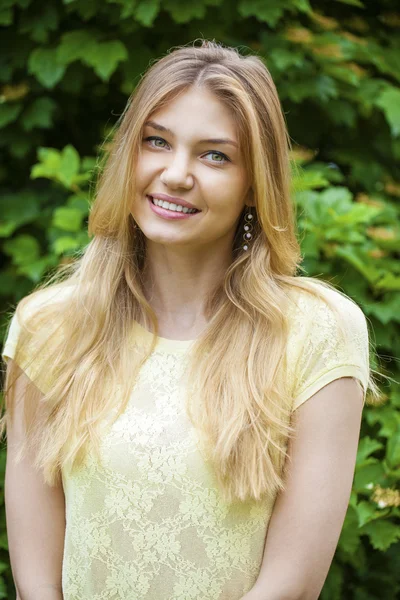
[{"xmin": 1, "ymin": 0, "xmax": 399, "ymax": 598}]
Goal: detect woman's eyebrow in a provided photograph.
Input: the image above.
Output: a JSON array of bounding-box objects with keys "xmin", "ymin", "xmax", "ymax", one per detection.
[{"xmin": 144, "ymin": 120, "xmax": 239, "ymax": 148}]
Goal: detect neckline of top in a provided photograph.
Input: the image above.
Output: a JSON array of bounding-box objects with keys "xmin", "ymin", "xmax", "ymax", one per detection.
[{"xmin": 131, "ymin": 319, "xmax": 198, "ymax": 352}]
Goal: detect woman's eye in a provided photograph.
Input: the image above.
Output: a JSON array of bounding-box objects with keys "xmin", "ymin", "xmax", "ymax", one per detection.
[
  {"xmin": 144, "ymin": 136, "xmax": 168, "ymax": 149},
  {"xmin": 143, "ymin": 136, "xmax": 230, "ymax": 165},
  {"xmin": 204, "ymin": 151, "xmax": 230, "ymax": 164}
]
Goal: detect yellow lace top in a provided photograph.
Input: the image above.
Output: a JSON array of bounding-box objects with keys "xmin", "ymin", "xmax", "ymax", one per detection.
[{"xmin": 2, "ymin": 282, "xmax": 370, "ymax": 600}]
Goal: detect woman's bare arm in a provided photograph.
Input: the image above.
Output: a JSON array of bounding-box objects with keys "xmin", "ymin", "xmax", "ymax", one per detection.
[
  {"xmin": 245, "ymin": 377, "xmax": 364, "ymax": 600},
  {"xmin": 5, "ymin": 360, "xmax": 65, "ymax": 600}
]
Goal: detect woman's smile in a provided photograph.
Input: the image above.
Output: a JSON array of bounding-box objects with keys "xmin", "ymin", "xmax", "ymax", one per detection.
[{"xmin": 147, "ymin": 195, "xmax": 202, "ymax": 220}]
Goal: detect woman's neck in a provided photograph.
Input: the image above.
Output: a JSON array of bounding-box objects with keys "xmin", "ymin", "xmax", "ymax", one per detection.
[{"xmin": 141, "ymin": 242, "xmax": 231, "ymax": 334}]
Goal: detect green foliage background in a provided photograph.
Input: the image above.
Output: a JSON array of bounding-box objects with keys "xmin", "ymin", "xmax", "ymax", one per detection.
[{"xmin": 1, "ymin": 0, "xmax": 400, "ymax": 598}]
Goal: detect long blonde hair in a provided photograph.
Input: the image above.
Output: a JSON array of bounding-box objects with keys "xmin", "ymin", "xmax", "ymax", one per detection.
[{"xmin": 1, "ymin": 39, "xmax": 382, "ymax": 503}]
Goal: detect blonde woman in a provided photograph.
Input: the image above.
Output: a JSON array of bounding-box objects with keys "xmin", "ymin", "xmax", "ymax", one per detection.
[{"xmin": 1, "ymin": 40, "xmax": 380, "ymax": 600}]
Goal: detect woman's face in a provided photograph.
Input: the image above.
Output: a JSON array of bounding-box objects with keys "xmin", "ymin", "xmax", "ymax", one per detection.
[{"xmin": 132, "ymin": 86, "xmax": 252, "ymax": 251}]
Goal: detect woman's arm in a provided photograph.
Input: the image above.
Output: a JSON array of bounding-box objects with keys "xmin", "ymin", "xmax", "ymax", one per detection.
[
  {"xmin": 245, "ymin": 377, "xmax": 364, "ymax": 600},
  {"xmin": 5, "ymin": 360, "xmax": 65, "ymax": 600}
]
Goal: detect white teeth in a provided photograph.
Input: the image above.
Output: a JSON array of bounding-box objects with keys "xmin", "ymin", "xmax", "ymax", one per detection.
[{"xmin": 151, "ymin": 197, "xmax": 197, "ymax": 214}]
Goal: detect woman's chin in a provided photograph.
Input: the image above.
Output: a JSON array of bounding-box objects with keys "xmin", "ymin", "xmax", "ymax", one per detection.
[{"xmin": 141, "ymin": 227, "xmax": 191, "ymax": 247}]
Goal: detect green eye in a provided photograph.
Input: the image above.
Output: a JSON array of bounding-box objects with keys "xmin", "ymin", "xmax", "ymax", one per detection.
[{"xmin": 144, "ymin": 136, "xmax": 231, "ymax": 164}]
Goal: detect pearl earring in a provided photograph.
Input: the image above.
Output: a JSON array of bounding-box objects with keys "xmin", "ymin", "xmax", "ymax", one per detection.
[{"xmin": 242, "ymin": 207, "xmax": 254, "ymax": 251}]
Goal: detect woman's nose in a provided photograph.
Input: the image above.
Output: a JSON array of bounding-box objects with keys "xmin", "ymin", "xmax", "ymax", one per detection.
[{"xmin": 160, "ymin": 152, "xmax": 193, "ymax": 188}]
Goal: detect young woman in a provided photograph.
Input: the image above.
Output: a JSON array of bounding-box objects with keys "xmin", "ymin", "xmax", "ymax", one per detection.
[{"xmin": 1, "ymin": 40, "xmax": 380, "ymax": 600}]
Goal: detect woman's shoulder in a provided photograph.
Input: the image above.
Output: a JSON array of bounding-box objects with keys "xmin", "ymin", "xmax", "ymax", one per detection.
[
  {"xmin": 285, "ymin": 278, "xmax": 366, "ymax": 323},
  {"xmin": 284, "ymin": 277, "xmax": 369, "ymax": 356},
  {"xmin": 284, "ymin": 278, "xmax": 370, "ymax": 409},
  {"xmin": 2, "ymin": 283, "xmax": 77, "ymax": 392},
  {"xmin": 17, "ymin": 283, "xmax": 76, "ymax": 321},
  {"xmin": 3, "ymin": 283, "xmax": 76, "ymax": 355}
]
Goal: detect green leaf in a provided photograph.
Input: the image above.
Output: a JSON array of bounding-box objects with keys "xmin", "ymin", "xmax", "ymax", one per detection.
[
  {"xmin": 356, "ymin": 436, "xmax": 384, "ymax": 467},
  {"xmin": 355, "ymin": 501, "xmax": 387, "ymax": 527},
  {"xmin": 307, "ymin": 162, "xmax": 345, "ymax": 184},
  {"xmin": 324, "ymin": 65, "xmax": 361, "ymax": 87},
  {"xmin": 19, "ymin": 3, "xmax": 59, "ymax": 43},
  {"xmin": 319, "ymin": 186, "xmax": 353, "ymax": 211},
  {"xmin": 17, "ymin": 255, "xmax": 57, "ymax": 283},
  {"xmin": 66, "ymin": 194, "xmax": 90, "ymax": 214},
  {"xmin": 81, "ymin": 156, "xmax": 97, "ymax": 171},
  {"xmin": 0, "ymin": 575, "xmax": 7, "ymax": 599},
  {"xmin": 334, "ymin": 0, "xmax": 364, "ymax": 6},
  {"xmin": 238, "ymin": 0, "xmax": 285, "ymax": 26},
  {"xmin": 3, "ymin": 234, "xmax": 41, "ymax": 266},
  {"xmin": 239, "ymin": 0, "xmax": 311, "ymax": 26},
  {"xmin": 365, "ymin": 406, "xmax": 400, "ymax": 437},
  {"xmin": 57, "ymin": 32, "xmax": 128, "ymax": 80},
  {"xmin": 360, "ymin": 520, "xmax": 400, "ymax": 551},
  {"xmin": 375, "ymin": 87, "xmax": 400, "ymax": 137},
  {"xmin": 8, "ymin": 133, "xmax": 36, "ymax": 159},
  {"xmin": 31, "ymin": 147, "xmax": 61, "ymax": 180},
  {"xmin": 375, "ymin": 273, "xmax": 400, "ymax": 291},
  {"xmin": 0, "ymin": 531, "xmax": 7, "ymax": 552},
  {"xmin": 333, "ymin": 203, "xmax": 382, "ymax": 225},
  {"xmin": 321, "ymin": 559, "xmax": 343, "ymax": 599},
  {"xmin": 0, "ymin": 221, "xmax": 16, "ymax": 237},
  {"xmin": 28, "ymin": 47, "xmax": 66, "ymax": 88},
  {"xmin": 20, "ymin": 97, "xmax": 57, "ymax": 131},
  {"xmin": 31, "ymin": 145, "xmax": 83, "ymax": 188},
  {"xmin": 0, "ymin": 102, "xmax": 22, "ymax": 127},
  {"xmin": 284, "ymin": 75, "xmax": 338, "ymax": 103},
  {"xmin": 353, "ymin": 462, "xmax": 386, "ymax": 493},
  {"xmin": 356, "ymin": 79, "xmax": 389, "ymax": 113},
  {"xmin": 295, "ymin": 190, "xmax": 325, "ymax": 224},
  {"xmin": 52, "ymin": 236, "xmax": 82, "ymax": 255},
  {"xmin": 162, "ymin": 0, "xmax": 210, "ymax": 23},
  {"xmin": 83, "ymin": 40, "xmax": 128, "ymax": 81},
  {"xmin": 363, "ymin": 295, "xmax": 400, "ymax": 325},
  {"xmin": 301, "ymin": 230, "xmax": 319, "ymax": 258},
  {"xmin": 386, "ymin": 426, "xmax": 400, "ymax": 469},
  {"xmin": 0, "ymin": 7, "xmax": 13, "ymax": 26},
  {"xmin": 293, "ymin": 170, "xmax": 330, "ymax": 191},
  {"xmin": 333, "ymin": 246, "xmax": 382, "ymax": 285},
  {"xmin": 0, "ymin": 272, "xmax": 14, "ymax": 297},
  {"xmin": 323, "ymin": 100, "xmax": 357, "ymax": 128},
  {"xmin": 269, "ymin": 48, "xmax": 304, "ymax": 71},
  {"xmin": 338, "ymin": 506, "xmax": 361, "ymax": 554},
  {"xmin": 292, "ymin": 0, "xmax": 311, "ymax": 12},
  {"xmin": 57, "ymin": 30, "xmax": 97, "ymax": 64},
  {"xmin": 52, "ymin": 207, "xmax": 84, "ymax": 232},
  {"xmin": 0, "ymin": 191, "xmax": 41, "ymax": 237},
  {"xmin": 58, "ymin": 145, "xmax": 80, "ymax": 187},
  {"xmin": 135, "ymin": 0, "xmax": 161, "ymax": 26}
]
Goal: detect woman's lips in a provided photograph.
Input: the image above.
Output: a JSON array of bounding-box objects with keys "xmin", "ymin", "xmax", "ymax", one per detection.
[{"xmin": 147, "ymin": 195, "xmax": 201, "ymax": 220}]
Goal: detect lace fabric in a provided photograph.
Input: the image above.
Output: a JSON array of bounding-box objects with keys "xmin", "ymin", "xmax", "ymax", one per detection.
[
  {"xmin": 61, "ymin": 350, "xmax": 275, "ymax": 599},
  {"xmin": 1, "ymin": 282, "xmax": 370, "ymax": 599},
  {"xmin": 286, "ymin": 283, "xmax": 369, "ymax": 410}
]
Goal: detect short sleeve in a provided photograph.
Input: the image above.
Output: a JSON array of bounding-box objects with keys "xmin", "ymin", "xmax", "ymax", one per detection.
[
  {"xmin": 290, "ymin": 288, "xmax": 370, "ymax": 411},
  {"xmin": 1, "ymin": 304, "xmax": 45, "ymax": 388},
  {"xmin": 1, "ymin": 286, "xmax": 72, "ymax": 393},
  {"xmin": 2, "ymin": 310, "xmax": 20, "ymax": 366}
]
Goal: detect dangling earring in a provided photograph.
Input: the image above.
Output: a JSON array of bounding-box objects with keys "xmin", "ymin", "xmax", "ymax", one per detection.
[{"xmin": 242, "ymin": 207, "xmax": 254, "ymax": 251}]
